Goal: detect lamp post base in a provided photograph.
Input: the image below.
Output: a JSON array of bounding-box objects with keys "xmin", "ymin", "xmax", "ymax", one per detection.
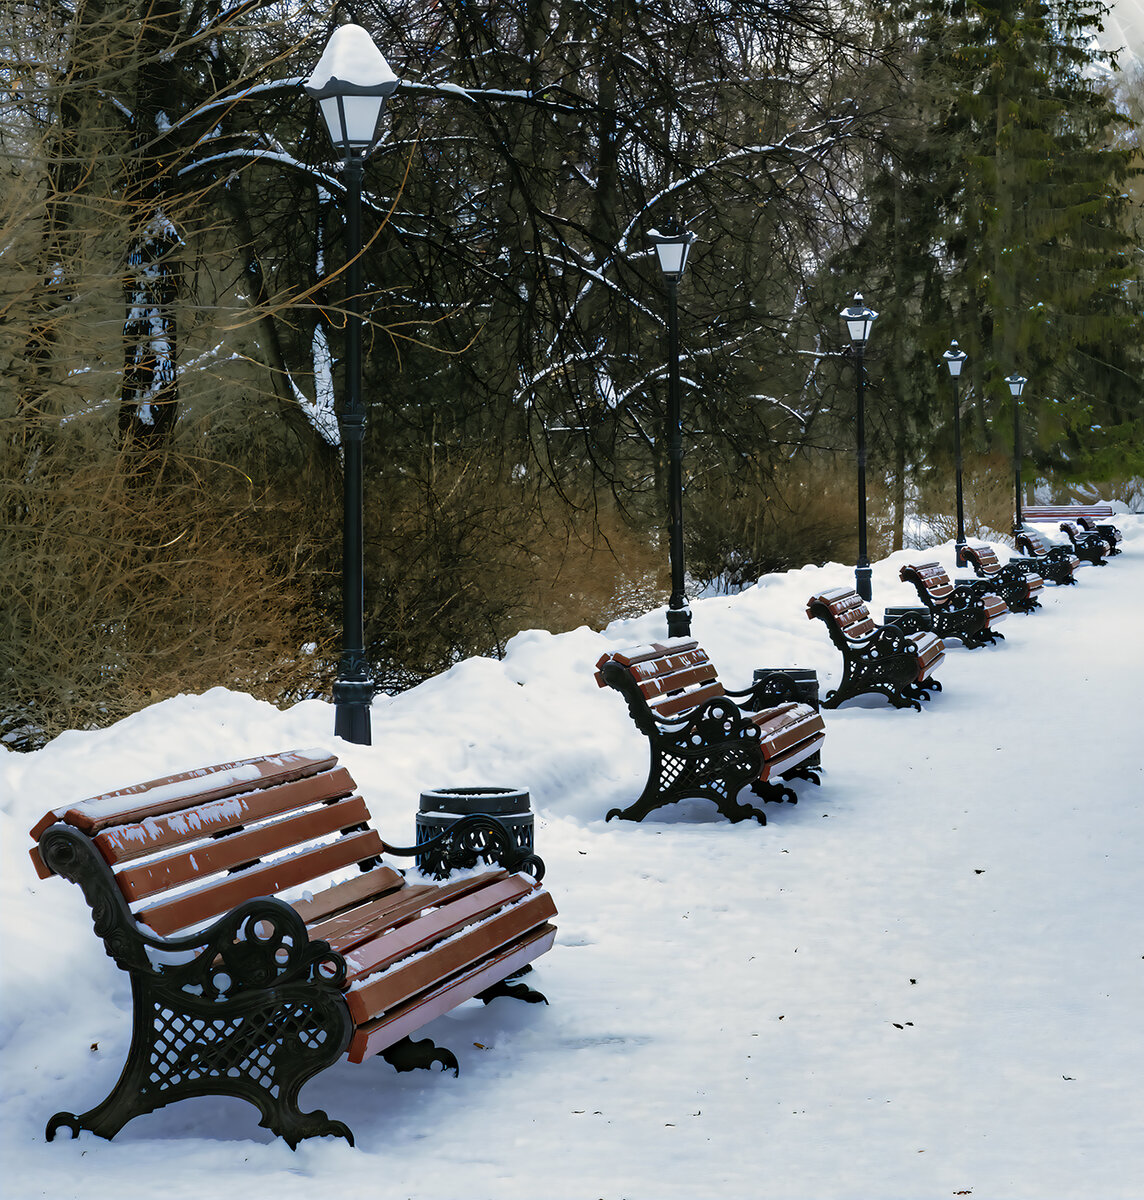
[
  {"xmin": 666, "ymin": 605, "xmax": 692, "ymax": 638},
  {"xmin": 333, "ymin": 678, "xmax": 374, "ymax": 745},
  {"xmin": 855, "ymin": 564, "xmax": 872, "ymax": 602},
  {"xmin": 955, "ymin": 539, "xmax": 968, "ymax": 569}
]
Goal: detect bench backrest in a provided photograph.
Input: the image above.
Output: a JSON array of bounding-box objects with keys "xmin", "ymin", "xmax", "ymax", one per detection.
[
  {"xmin": 963, "ymin": 544, "xmax": 1001, "ymax": 576},
  {"xmin": 1060, "ymin": 520, "xmax": 1096, "ymax": 542},
  {"xmin": 806, "ymin": 587, "xmax": 877, "ymax": 641},
  {"xmin": 1024, "ymin": 504, "xmax": 1114, "ymax": 521},
  {"xmin": 900, "ymin": 561, "xmax": 955, "ymax": 603},
  {"xmin": 595, "ymin": 639, "xmax": 726, "ymax": 721},
  {"xmin": 1015, "ymin": 527, "xmax": 1055, "ymax": 556},
  {"xmin": 29, "ymin": 750, "xmax": 398, "ymax": 939}
]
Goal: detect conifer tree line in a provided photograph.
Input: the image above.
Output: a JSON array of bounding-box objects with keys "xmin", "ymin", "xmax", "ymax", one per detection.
[{"xmin": 1, "ymin": 0, "xmax": 1140, "ymax": 745}]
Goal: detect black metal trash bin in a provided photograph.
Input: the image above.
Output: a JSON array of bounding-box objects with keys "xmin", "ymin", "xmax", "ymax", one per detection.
[
  {"xmin": 752, "ymin": 668, "xmax": 821, "ymax": 770},
  {"xmin": 752, "ymin": 667, "xmax": 820, "ymax": 711},
  {"xmin": 416, "ymin": 786, "xmax": 534, "ymax": 876},
  {"xmin": 882, "ymin": 606, "xmax": 933, "ymax": 634}
]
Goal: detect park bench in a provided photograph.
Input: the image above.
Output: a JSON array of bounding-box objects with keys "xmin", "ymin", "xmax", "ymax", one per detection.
[
  {"xmin": 29, "ymin": 749, "xmax": 557, "ymax": 1149},
  {"xmin": 594, "ymin": 640, "xmax": 826, "ymax": 824},
  {"xmin": 1013, "ymin": 527, "xmax": 1082, "ymax": 585},
  {"xmin": 806, "ymin": 587, "xmax": 945, "ymax": 710},
  {"xmin": 898, "ymin": 561, "xmax": 1008, "ymax": 648},
  {"xmin": 1057, "ymin": 520, "xmax": 1110, "ymax": 566},
  {"xmin": 1023, "ymin": 504, "xmax": 1122, "ymax": 555},
  {"xmin": 959, "ymin": 544, "xmax": 1044, "ymax": 613}
]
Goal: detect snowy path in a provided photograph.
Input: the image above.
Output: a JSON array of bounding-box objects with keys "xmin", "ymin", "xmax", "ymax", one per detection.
[{"xmin": 2, "ymin": 525, "xmax": 1142, "ymax": 1199}]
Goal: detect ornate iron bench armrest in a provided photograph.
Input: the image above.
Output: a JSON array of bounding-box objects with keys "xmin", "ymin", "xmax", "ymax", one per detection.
[
  {"xmin": 725, "ymin": 676, "xmax": 801, "ymax": 711},
  {"xmin": 38, "ymin": 822, "xmax": 346, "ymax": 989},
  {"xmin": 862, "ymin": 621, "xmax": 925, "ymax": 658},
  {"xmin": 384, "ymin": 812, "xmax": 546, "ymax": 882}
]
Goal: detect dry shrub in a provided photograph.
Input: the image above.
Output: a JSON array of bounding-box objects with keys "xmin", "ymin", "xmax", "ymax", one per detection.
[
  {"xmin": 1, "ymin": 428, "xmax": 338, "ymax": 749},
  {"xmin": 684, "ymin": 452, "xmax": 867, "ymax": 589},
  {"xmin": 908, "ymin": 451, "xmax": 1019, "ymax": 548},
  {"xmin": 363, "ymin": 457, "xmax": 665, "ymax": 688}
]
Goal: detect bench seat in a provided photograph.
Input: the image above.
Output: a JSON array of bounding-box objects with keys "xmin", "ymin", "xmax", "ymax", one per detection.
[
  {"xmin": 595, "ymin": 639, "xmax": 826, "ymax": 824},
  {"xmin": 31, "ymin": 750, "xmax": 556, "ymax": 1147}
]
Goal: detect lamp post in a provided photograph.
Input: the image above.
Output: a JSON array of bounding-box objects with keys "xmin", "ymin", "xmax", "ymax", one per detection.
[
  {"xmin": 942, "ymin": 340, "xmax": 968, "ymax": 567},
  {"xmin": 1006, "ymin": 373, "xmax": 1027, "ymax": 534},
  {"xmin": 839, "ymin": 293, "xmax": 878, "ymax": 601},
  {"xmin": 648, "ymin": 217, "xmax": 696, "ymax": 638},
  {"xmin": 305, "ymin": 25, "xmax": 399, "ymax": 745}
]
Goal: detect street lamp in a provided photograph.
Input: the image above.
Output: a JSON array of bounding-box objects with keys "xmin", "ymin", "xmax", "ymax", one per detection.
[
  {"xmin": 1006, "ymin": 373, "xmax": 1027, "ymax": 533},
  {"xmin": 839, "ymin": 293, "xmax": 878, "ymax": 601},
  {"xmin": 305, "ymin": 25, "xmax": 400, "ymax": 745},
  {"xmin": 648, "ymin": 216, "xmax": 696, "ymax": 637},
  {"xmin": 942, "ymin": 339, "xmax": 968, "ymax": 567}
]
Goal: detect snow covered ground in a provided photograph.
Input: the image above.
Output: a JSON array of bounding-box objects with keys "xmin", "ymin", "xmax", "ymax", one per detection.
[{"xmin": 2, "ymin": 519, "xmax": 1142, "ymax": 1200}]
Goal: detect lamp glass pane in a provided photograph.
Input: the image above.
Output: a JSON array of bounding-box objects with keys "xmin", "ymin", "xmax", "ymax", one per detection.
[
  {"xmin": 846, "ymin": 316, "xmax": 871, "ymax": 343},
  {"xmin": 655, "ymin": 240, "xmax": 689, "ymax": 276},
  {"xmin": 345, "ymin": 95, "xmax": 385, "ymax": 148}
]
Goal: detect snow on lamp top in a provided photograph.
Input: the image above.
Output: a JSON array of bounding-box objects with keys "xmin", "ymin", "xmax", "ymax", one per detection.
[
  {"xmin": 305, "ymin": 25, "xmax": 400, "ymax": 156},
  {"xmin": 942, "ymin": 339, "xmax": 967, "ymax": 377},
  {"xmin": 839, "ymin": 293, "xmax": 878, "ymax": 347}
]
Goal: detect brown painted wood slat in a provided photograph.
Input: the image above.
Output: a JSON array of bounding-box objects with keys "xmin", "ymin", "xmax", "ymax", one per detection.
[
  {"xmin": 752, "ymin": 703, "xmax": 826, "ymax": 758},
  {"xmin": 30, "ymin": 750, "xmax": 338, "ymax": 840},
  {"xmin": 760, "ymin": 733, "xmax": 825, "ymax": 782},
  {"xmin": 347, "ymin": 923, "xmax": 557, "ymax": 1063},
  {"xmin": 605, "ymin": 640, "xmax": 699, "ymax": 668},
  {"xmin": 114, "ymin": 796, "xmax": 372, "ymax": 902},
  {"xmin": 93, "ymin": 769, "xmax": 359, "ymax": 865},
  {"xmin": 136, "ymin": 829, "xmax": 384, "ymax": 936},
  {"xmin": 638, "ymin": 661, "xmax": 720, "ymax": 701},
  {"xmin": 310, "ymin": 872, "xmax": 511, "ymax": 954},
  {"xmin": 650, "ymin": 681, "xmax": 726, "ymax": 720},
  {"xmin": 345, "ymin": 892, "xmax": 558, "ymax": 1025},
  {"xmin": 981, "ymin": 594, "xmax": 1008, "ymax": 623},
  {"xmin": 291, "ymin": 863, "xmax": 412, "ymax": 925},
  {"xmin": 340, "ymin": 874, "xmax": 538, "ymax": 985}
]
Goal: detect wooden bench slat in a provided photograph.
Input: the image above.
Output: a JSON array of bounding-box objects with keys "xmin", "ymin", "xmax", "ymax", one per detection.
[
  {"xmin": 136, "ymin": 829, "xmax": 385, "ymax": 936},
  {"xmin": 341, "ymin": 874, "xmax": 539, "ymax": 985},
  {"xmin": 649, "ymin": 681, "xmax": 727, "ymax": 719},
  {"xmin": 291, "ymin": 862, "xmax": 418, "ymax": 924},
  {"xmin": 637, "ymin": 659, "xmax": 719, "ymax": 701},
  {"xmin": 92, "ymin": 768, "xmax": 358, "ymax": 864},
  {"xmin": 347, "ymin": 923, "xmax": 558, "ymax": 1063},
  {"xmin": 311, "ymin": 872, "xmax": 511, "ymax": 953},
  {"xmin": 114, "ymin": 795, "xmax": 373, "ymax": 902},
  {"xmin": 345, "ymin": 890, "xmax": 557, "ymax": 1025},
  {"xmin": 30, "ymin": 749, "xmax": 338, "ymax": 840},
  {"xmin": 595, "ymin": 639, "xmax": 699, "ymax": 672}
]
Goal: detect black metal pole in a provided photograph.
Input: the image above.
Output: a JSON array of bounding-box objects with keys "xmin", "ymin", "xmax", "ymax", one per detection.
[
  {"xmin": 854, "ymin": 345, "xmax": 871, "ymax": 602},
  {"xmin": 332, "ymin": 153, "xmax": 374, "ymax": 744},
  {"xmin": 1013, "ymin": 395, "xmax": 1023, "ymax": 534},
  {"xmin": 665, "ymin": 277, "xmax": 690, "ymax": 637},
  {"xmin": 952, "ymin": 373, "xmax": 967, "ymax": 567}
]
